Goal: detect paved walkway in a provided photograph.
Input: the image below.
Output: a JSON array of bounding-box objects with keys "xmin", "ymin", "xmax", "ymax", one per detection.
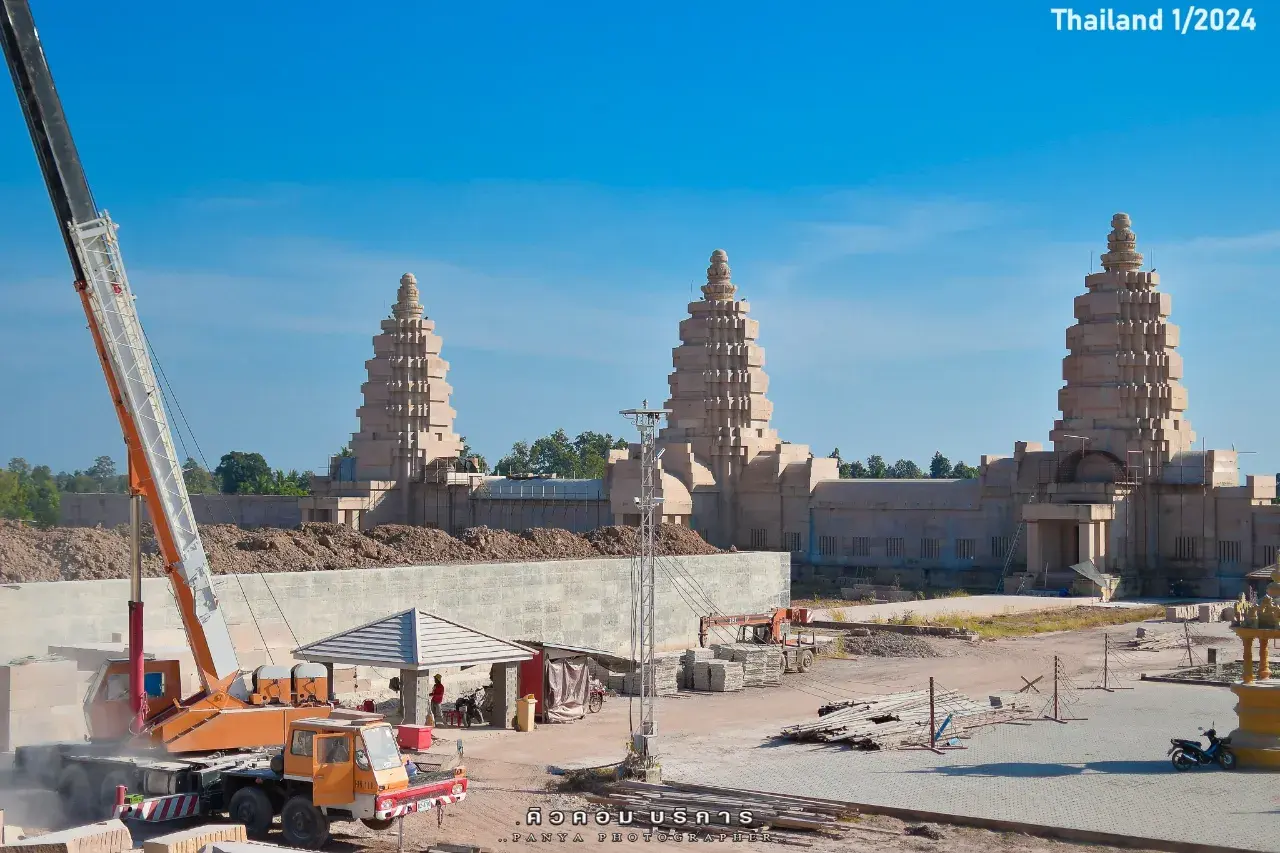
[{"xmin": 664, "ymin": 682, "xmax": 1280, "ymax": 852}]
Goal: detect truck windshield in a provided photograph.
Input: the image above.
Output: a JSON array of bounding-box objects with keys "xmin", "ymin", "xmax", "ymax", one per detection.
[{"xmin": 360, "ymin": 725, "xmax": 403, "ymax": 772}]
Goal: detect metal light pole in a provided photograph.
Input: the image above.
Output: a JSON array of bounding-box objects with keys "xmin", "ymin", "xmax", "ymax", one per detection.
[{"xmin": 621, "ymin": 401, "xmax": 668, "ymax": 778}]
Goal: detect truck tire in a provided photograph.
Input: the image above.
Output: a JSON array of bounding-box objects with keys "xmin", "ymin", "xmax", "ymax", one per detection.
[
  {"xmin": 228, "ymin": 787, "xmax": 275, "ymax": 839},
  {"xmin": 798, "ymin": 649, "xmax": 815, "ymax": 673},
  {"xmin": 281, "ymin": 795, "xmax": 330, "ymax": 849},
  {"xmin": 56, "ymin": 765, "xmax": 94, "ymax": 822}
]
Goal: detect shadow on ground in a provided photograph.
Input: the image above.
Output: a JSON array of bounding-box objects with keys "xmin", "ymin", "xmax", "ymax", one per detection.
[{"xmin": 906, "ymin": 759, "xmax": 1175, "ymax": 778}]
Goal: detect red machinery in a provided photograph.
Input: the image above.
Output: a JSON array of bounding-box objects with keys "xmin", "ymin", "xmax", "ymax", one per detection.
[{"xmin": 697, "ymin": 608, "xmax": 818, "ymax": 673}]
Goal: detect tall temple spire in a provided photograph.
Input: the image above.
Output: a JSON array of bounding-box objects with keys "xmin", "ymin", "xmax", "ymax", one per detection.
[
  {"xmin": 702, "ymin": 249, "xmax": 737, "ymax": 301},
  {"xmin": 1050, "ymin": 213, "xmax": 1194, "ymax": 470},
  {"xmin": 1099, "ymin": 213, "xmax": 1144, "ymax": 272},
  {"xmin": 662, "ymin": 249, "xmax": 779, "ymax": 458},
  {"xmin": 393, "ymin": 272, "xmax": 423, "ymax": 320}
]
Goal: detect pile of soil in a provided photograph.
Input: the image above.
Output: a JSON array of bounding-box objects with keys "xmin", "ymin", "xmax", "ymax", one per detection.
[
  {"xmin": 0, "ymin": 520, "xmax": 720, "ymax": 583},
  {"xmin": 843, "ymin": 631, "xmax": 942, "ymax": 658},
  {"xmin": 585, "ymin": 524, "xmax": 720, "ymax": 557}
]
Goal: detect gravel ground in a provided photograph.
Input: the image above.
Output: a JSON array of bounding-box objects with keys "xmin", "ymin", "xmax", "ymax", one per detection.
[
  {"xmin": 843, "ymin": 631, "xmax": 947, "ymax": 658},
  {"xmin": 0, "ymin": 521, "xmax": 719, "ymax": 583}
]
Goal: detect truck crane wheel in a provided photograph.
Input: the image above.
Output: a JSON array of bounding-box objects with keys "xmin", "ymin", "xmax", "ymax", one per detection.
[
  {"xmin": 798, "ymin": 649, "xmax": 815, "ymax": 673},
  {"xmin": 228, "ymin": 787, "xmax": 275, "ymax": 839},
  {"xmin": 281, "ymin": 795, "xmax": 331, "ymax": 849},
  {"xmin": 361, "ymin": 818, "xmax": 395, "ymax": 831},
  {"xmin": 56, "ymin": 765, "xmax": 94, "ymax": 822}
]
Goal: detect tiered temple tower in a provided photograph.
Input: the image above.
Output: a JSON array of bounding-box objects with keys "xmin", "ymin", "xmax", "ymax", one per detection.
[
  {"xmin": 660, "ymin": 249, "xmax": 781, "ymax": 463},
  {"xmin": 1050, "ymin": 213, "xmax": 1195, "ymax": 477},
  {"xmin": 303, "ymin": 273, "xmax": 463, "ymax": 527},
  {"xmin": 350, "ymin": 273, "xmax": 463, "ymax": 482}
]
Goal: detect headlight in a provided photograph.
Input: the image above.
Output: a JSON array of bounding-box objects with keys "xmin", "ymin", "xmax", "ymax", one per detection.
[{"xmin": 377, "ymin": 798, "xmax": 391, "ymax": 811}]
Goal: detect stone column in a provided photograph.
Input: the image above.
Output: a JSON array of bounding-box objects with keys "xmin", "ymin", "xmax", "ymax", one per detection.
[
  {"xmin": 1262, "ymin": 638, "xmax": 1272, "ymax": 681},
  {"xmin": 1243, "ymin": 637, "xmax": 1255, "ymax": 684},
  {"xmin": 402, "ymin": 669, "xmax": 433, "ymax": 725},
  {"xmin": 1026, "ymin": 521, "xmax": 1043, "ymax": 578},
  {"xmin": 489, "ymin": 662, "xmax": 520, "ymax": 729},
  {"xmin": 1094, "ymin": 521, "xmax": 1107, "ymax": 573},
  {"xmin": 1079, "ymin": 522, "xmax": 1098, "ymax": 566}
]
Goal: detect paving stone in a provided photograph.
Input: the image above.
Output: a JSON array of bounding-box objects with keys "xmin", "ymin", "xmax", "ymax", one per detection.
[
  {"xmin": 664, "ymin": 682, "xmax": 1279, "ymax": 852},
  {"xmin": 1, "ymin": 819, "xmax": 131, "ymax": 853},
  {"xmin": 143, "ymin": 824, "xmax": 246, "ymax": 853}
]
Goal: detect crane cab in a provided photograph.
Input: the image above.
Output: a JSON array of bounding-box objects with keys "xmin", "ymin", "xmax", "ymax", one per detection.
[{"xmin": 84, "ymin": 656, "xmax": 183, "ymax": 741}]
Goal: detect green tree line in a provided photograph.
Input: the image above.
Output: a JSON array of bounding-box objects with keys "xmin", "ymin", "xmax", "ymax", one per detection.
[
  {"xmin": 0, "ymin": 452, "xmax": 314, "ymax": 528},
  {"xmin": 828, "ymin": 449, "xmax": 980, "ymax": 480},
  {"xmin": 491, "ymin": 429, "xmax": 629, "ymax": 479}
]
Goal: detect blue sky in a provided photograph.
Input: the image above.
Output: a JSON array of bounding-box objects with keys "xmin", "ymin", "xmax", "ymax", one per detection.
[{"xmin": 1, "ymin": 1, "xmax": 1278, "ymax": 478}]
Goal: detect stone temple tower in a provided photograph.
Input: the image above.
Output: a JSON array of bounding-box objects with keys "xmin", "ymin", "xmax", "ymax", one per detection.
[
  {"xmin": 661, "ymin": 249, "xmax": 782, "ymax": 467},
  {"xmin": 349, "ymin": 273, "xmax": 463, "ymax": 484},
  {"xmin": 1050, "ymin": 213, "xmax": 1195, "ymax": 477}
]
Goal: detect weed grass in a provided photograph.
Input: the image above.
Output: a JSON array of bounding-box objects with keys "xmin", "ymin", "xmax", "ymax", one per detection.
[{"xmin": 927, "ymin": 604, "xmax": 1165, "ymax": 639}]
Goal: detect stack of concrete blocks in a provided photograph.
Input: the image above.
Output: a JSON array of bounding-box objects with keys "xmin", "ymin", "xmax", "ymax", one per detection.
[
  {"xmin": 691, "ymin": 660, "xmax": 744, "ymax": 692},
  {"xmin": 0, "ymin": 819, "xmax": 131, "ymax": 853},
  {"xmin": 0, "ymin": 658, "xmax": 84, "ymax": 752},
  {"xmin": 621, "ymin": 653, "xmax": 680, "ymax": 697},
  {"xmin": 605, "ymin": 672, "xmax": 625, "ymax": 693},
  {"xmin": 197, "ymin": 844, "xmax": 295, "ymax": 853},
  {"xmin": 1198, "ymin": 603, "xmax": 1233, "ymax": 623},
  {"xmin": 329, "ymin": 666, "xmax": 373, "ymax": 698},
  {"xmin": 680, "ymin": 648, "xmax": 714, "ymax": 688},
  {"xmin": 713, "ymin": 644, "xmax": 783, "ymax": 687}
]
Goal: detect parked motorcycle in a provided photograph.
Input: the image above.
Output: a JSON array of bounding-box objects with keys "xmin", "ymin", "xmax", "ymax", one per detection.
[
  {"xmin": 1169, "ymin": 727, "xmax": 1236, "ymax": 771},
  {"xmin": 454, "ymin": 687, "xmax": 488, "ymax": 727},
  {"xmin": 587, "ymin": 678, "xmax": 606, "ymax": 714}
]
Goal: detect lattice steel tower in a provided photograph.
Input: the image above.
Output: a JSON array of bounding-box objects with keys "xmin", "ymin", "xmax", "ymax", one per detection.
[{"xmin": 621, "ymin": 401, "xmax": 668, "ymax": 772}]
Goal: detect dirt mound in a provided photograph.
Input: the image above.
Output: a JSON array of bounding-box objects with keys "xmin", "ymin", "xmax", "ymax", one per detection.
[
  {"xmin": 520, "ymin": 527, "xmax": 601, "ymax": 560},
  {"xmin": 363, "ymin": 525, "xmax": 479, "ymax": 563},
  {"xmin": 459, "ymin": 526, "xmax": 546, "ymax": 561},
  {"xmin": 843, "ymin": 631, "xmax": 942, "ymax": 658},
  {"xmin": 586, "ymin": 524, "xmax": 720, "ymax": 557},
  {"xmin": 0, "ymin": 519, "xmax": 722, "ymax": 583}
]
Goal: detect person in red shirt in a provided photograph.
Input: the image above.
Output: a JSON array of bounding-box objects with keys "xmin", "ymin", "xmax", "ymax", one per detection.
[{"xmin": 429, "ymin": 674, "xmax": 445, "ymax": 725}]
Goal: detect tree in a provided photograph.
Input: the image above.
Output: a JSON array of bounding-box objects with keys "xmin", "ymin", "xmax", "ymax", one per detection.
[
  {"xmin": 847, "ymin": 460, "xmax": 869, "ymax": 478},
  {"xmin": 952, "ymin": 461, "xmax": 980, "ymax": 479},
  {"xmin": 0, "ymin": 469, "xmax": 28, "ymax": 521},
  {"xmin": 457, "ymin": 437, "xmax": 489, "ymax": 474},
  {"xmin": 572, "ymin": 431, "xmax": 626, "ymax": 480},
  {"xmin": 1, "ymin": 459, "xmax": 58, "ymax": 526},
  {"xmin": 865, "ymin": 455, "xmax": 887, "ymax": 479},
  {"xmin": 214, "ymin": 452, "xmax": 271, "ymax": 495},
  {"xmin": 887, "ymin": 459, "xmax": 925, "ymax": 479},
  {"xmin": 336, "ymin": 445, "xmax": 353, "ymax": 458},
  {"xmin": 529, "ymin": 429, "xmax": 576, "ymax": 477},
  {"xmin": 829, "ymin": 448, "xmax": 854, "ymax": 479},
  {"xmin": 494, "ymin": 441, "xmax": 532, "ymax": 476},
  {"xmin": 182, "ymin": 458, "xmax": 217, "ymax": 494},
  {"xmin": 929, "ymin": 451, "xmax": 953, "ymax": 479}
]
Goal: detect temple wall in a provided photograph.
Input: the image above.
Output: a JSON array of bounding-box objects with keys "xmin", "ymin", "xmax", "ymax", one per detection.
[{"xmin": 60, "ymin": 492, "xmax": 301, "ymax": 529}]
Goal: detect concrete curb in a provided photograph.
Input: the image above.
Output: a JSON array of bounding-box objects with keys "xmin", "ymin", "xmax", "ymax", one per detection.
[
  {"xmin": 734, "ymin": 788, "xmax": 1259, "ymax": 853},
  {"xmin": 1140, "ymin": 674, "xmax": 1233, "ymax": 688}
]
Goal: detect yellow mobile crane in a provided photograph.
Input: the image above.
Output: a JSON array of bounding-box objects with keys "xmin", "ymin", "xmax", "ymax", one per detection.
[{"xmin": 0, "ymin": 2, "xmax": 466, "ymax": 846}]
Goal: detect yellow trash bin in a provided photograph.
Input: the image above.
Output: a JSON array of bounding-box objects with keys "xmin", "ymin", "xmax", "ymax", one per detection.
[{"xmin": 516, "ymin": 695, "xmax": 538, "ymax": 732}]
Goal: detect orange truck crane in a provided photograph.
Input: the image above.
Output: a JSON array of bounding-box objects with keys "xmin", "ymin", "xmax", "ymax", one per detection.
[
  {"xmin": 697, "ymin": 608, "xmax": 819, "ymax": 673},
  {"xmin": 0, "ymin": 1, "xmax": 465, "ymax": 846}
]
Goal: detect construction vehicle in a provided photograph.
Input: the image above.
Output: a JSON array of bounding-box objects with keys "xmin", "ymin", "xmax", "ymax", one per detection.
[
  {"xmin": 697, "ymin": 608, "xmax": 819, "ymax": 673},
  {"xmin": 0, "ymin": 1, "xmax": 466, "ymax": 845}
]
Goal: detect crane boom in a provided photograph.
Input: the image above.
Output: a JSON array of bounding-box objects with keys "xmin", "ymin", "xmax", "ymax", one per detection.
[{"xmin": 1, "ymin": 0, "xmax": 240, "ymax": 693}]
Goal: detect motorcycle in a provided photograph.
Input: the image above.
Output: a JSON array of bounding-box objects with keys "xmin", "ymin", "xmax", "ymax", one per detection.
[
  {"xmin": 587, "ymin": 678, "xmax": 606, "ymax": 714},
  {"xmin": 454, "ymin": 687, "xmax": 488, "ymax": 727},
  {"xmin": 1169, "ymin": 727, "xmax": 1236, "ymax": 771}
]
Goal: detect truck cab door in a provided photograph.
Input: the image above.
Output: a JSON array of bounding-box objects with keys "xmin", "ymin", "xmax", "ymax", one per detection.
[{"xmin": 311, "ymin": 733, "xmax": 355, "ymax": 808}]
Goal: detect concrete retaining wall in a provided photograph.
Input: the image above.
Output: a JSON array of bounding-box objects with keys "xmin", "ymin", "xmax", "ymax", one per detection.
[
  {"xmin": 58, "ymin": 493, "xmax": 302, "ymax": 529},
  {"xmin": 0, "ymin": 553, "xmax": 790, "ymax": 665}
]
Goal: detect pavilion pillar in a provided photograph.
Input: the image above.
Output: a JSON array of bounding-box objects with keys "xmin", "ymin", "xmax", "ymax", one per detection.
[
  {"xmin": 490, "ymin": 662, "xmax": 519, "ymax": 729},
  {"xmin": 401, "ymin": 669, "xmax": 433, "ymax": 725}
]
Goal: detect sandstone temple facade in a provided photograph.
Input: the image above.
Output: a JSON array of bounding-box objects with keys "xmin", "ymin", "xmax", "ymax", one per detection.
[{"xmin": 304, "ymin": 215, "xmax": 1280, "ymax": 598}]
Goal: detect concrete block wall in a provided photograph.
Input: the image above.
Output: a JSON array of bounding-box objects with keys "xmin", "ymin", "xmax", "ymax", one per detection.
[
  {"xmin": 0, "ymin": 553, "xmax": 790, "ymax": 698},
  {"xmin": 58, "ymin": 494, "xmax": 302, "ymax": 529},
  {"xmin": 0, "ymin": 659, "xmax": 84, "ymax": 752}
]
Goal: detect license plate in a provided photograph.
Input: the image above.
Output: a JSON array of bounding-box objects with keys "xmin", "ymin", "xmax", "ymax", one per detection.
[{"xmin": 416, "ymin": 798, "xmax": 433, "ymax": 810}]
